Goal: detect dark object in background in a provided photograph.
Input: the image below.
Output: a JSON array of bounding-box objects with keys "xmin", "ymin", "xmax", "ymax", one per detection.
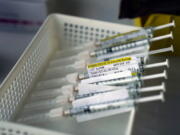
[{"xmin": 119, "ymin": 0, "xmax": 180, "ymax": 18}]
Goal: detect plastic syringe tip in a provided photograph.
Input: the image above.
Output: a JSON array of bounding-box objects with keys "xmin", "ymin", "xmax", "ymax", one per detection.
[
  {"xmin": 90, "ymin": 51, "xmax": 96, "ymax": 57},
  {"xmin": 63, "ymin": 110, "xmax": 71, "ymax": 116},
  {"xmin": 78, "ymin": 73, "xmax": 86, "ymax": 80},
  {"xmin": 68, "ymin": 96, "xmax": 75, "ymax": 103},
  {"xmin": 74, "ymin": 85, "xmax": 79, "ymax": 92}
]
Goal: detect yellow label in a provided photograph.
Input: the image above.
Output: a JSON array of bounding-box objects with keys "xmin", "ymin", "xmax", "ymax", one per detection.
[
  {"xmin": 88, "ymin": 57, "xmax": 132, "ymax": 69},
  {"xmin": 131, "ymin": 72, "xmax": 138, "ymax": 76}
]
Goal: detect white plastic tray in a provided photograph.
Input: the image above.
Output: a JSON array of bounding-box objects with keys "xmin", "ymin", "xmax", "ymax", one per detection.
[{"xmin": 0, "ymin": 14, "xmax": 139, "ymax": 135}]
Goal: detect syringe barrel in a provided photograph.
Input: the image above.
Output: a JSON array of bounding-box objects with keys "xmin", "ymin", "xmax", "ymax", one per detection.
[
  {"xmin": 95, "ymin": 76, "xmax": 139, "ymax": 86},
  {"xmin": 91, "ymin": 39, "xmax": 149, "ymax": 57},
  {"xmin": 98, "ymin": 28, "xmax": 152, "ymax": 48},
  {"xmin": 96, "ymin": 21, "xmax": 174, "ymax": 48}
]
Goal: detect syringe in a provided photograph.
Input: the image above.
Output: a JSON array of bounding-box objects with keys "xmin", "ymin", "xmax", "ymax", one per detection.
[
  {"xmin": 72, "ymin": 85, "xmax": 165, "ymax": 110},
  {"xmin": 74, "ymin": 82, "xmax": 166, "ymax": 99},
  {"xmin": 23, "ymin": 70, "xmax": 165, "ymax": 113},
  {"xmin": 97, "ymin": 44, "xmax": 173, "ymax": 61},
  {"xmin": 63, "ymin": 92, "xmax": 164, "ymax": 116},
  {"xmin": 107, "ymin": 45, "xmax": 174, "ymax": 61},
  {"xmin": 95, "ymin": 21, "xmax": 175, "ymax": 48},
  {"xmin": 30, "ymin": 80, "xmax": 165, "ymax": 103},
  {"xmin": 84, "ymin": 70, "xmax": 167, "ymax": 86},
  {"xmin": 49, "ymin": 35, "xmax": 173, "ymax": 68},
  {"xmin": 51, "ymin": 21, "xmax": 175, "ymax": 61},
  {"xmin": 79, "ymin": 59, "xmax": 169, "ymax": 80},
  {"xmin": 90, "ymin": 32, "xmax": 173, "ymax": 59},
  {"xmin": 44, "ymin": 46, "xmax": 172, "ymax": 81},
  {"xmin": 34, "ymin": 60, "xmax": 168, "ymax": 92},
  {"xmin": 18, "ymin": 92, "xmax": 164, "ymax": 124}
]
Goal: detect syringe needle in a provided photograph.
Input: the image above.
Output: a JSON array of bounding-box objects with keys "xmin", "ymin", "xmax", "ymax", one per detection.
[{"xmin": 18, "ymin": 107, "xmax": 63, "ymax": 124}]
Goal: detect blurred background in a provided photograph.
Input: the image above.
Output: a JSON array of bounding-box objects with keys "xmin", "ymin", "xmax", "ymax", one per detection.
[
  {"xmin": 0, "ymin": 0, "xmax": 133, "ymax": 83},
  {"xmin": 0, "ymin": 0, "xmax": 179, "ymax": 135}
]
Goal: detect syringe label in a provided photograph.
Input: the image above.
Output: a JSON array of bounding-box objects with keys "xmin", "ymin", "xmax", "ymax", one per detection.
[
  {"xmin": 87, "ymin": 57, "xmax": 138, "ymax": 78},
  {"xmin": 88, "ymin": 57, "xmax": 131, "ymax": 69},
  {"xmin": 81, "ymin": 71, "xmax": 132, "ymax": 84}
]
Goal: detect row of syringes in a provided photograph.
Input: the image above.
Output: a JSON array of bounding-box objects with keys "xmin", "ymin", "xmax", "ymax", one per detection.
[{"xmin": 17, "ymin": 21, "xmax": 175, "ymax": 124}]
